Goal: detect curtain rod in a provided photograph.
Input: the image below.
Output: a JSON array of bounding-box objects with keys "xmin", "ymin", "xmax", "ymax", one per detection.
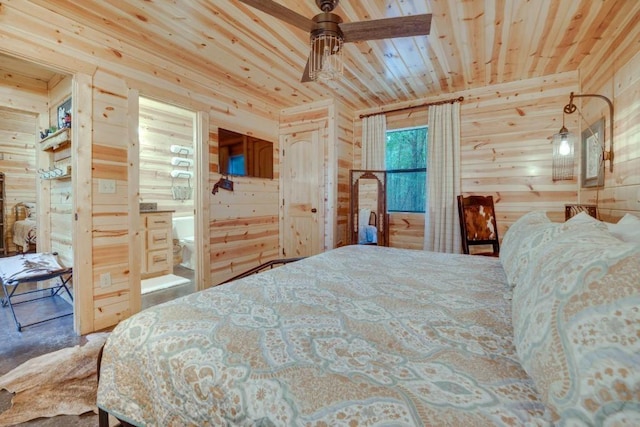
[{"xmin": 359, "ymin": 96, "xmax": 464, "ymax": 119}]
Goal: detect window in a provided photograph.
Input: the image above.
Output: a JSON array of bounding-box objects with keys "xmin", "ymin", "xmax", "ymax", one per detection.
[{"xmin": 386, "ymin": 126, "xmax": 427, "ymax": 212}]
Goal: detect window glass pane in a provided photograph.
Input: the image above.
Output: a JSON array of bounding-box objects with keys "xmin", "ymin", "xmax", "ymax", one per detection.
[
  {"xmin": 387, "ymin": 171, "xmax": 426, "ymax": 212},
  {"xmin": 386, "ymin": 127, "xmax": 427, "ymax": 169},
  {"xmin": 385, "ymin": 126, "xmax": 427, "ymax": 213}
]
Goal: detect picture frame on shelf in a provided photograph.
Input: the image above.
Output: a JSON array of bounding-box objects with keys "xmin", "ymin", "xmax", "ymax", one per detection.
[
  {"xmin": 581, "ymin": 117, "xmax": 605, "ymax": 188},
  {"xmin": 57, "ymin": 97, "xmax": 72, "ymax": 130}
]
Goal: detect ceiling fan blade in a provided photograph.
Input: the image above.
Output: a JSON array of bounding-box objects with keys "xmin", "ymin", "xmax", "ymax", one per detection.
[
  {"xmin": 341, "ymin": 14, "xmax": 432, "ymax": 43},
  {"xmin": 237, "ymin": 0, "xmax": 313, "ymax": 32},
  {"xmin": 301, "ymin": 56, "xmax": 312, "ymax": 82}
]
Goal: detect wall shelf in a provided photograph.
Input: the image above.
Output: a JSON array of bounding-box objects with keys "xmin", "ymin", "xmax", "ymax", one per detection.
[{"xmin": 40, "ymin": 128, "xmax": 71, "ymax": 152}]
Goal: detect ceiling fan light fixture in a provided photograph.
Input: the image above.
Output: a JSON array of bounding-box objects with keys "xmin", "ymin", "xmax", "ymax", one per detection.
[
  {"xmin": 310, "ymin": 32, "xmax": 343, "ymax": 81},
  {"xmin": 308, "ymin": 12, "xmax": 343, "ymax": 82}
]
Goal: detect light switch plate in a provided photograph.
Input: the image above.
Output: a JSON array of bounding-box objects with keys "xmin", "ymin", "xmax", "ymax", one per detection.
[
  {"xmin": 100, "ymin": 272, "xmax": 111, "ymax": 287},
  {"xmin": 98, "ymin": 179, "xmax": 116, "ymax": 194}
]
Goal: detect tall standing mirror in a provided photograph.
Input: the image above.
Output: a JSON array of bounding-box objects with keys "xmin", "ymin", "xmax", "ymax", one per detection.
[{"xmin": 349, "ymin": 170, "xmax": 388, "ymax": 246}]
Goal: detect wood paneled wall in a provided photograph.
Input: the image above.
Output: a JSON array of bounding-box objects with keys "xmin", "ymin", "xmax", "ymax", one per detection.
[
  {"xmin": 45, "ymin": 75, "xmax": 73, "ymax": 265},
  {"xmin": 355, "ymin": 71, "xmax": 580, "ymax": 248},
  {"xmin": 334, "ymin": 101, "xmax": 354, "ymax": 247},
  {"xmin": 0, "ymin": 67, "xmax": 74, "ymax": 273},
  {"xmin": 91, "ymin": 70, "xmax": 132, "ymax": 331},
  {"xmin": 578, "ymin": 22, "xmax": 640, "ymax": 221},
  {"xmin": 0, "ymin": 107, "xmax": 38, "ymax": 253},
  {"xmin": 0, "ymin": 1, "xmax": 283, "ymax": 332},
  {"xmin": 139, "ymin": 97, "xmax": 195, "ymax": 217}
]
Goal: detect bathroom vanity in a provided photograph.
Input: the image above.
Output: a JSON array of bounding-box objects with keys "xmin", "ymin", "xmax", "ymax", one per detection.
[{"xmin": 140, "ymin": 210, "xmax": 174, "ymax": 279}]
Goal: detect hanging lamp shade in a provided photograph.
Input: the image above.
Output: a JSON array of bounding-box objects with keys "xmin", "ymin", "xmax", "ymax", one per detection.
[
  {"xmin": 308, "ymin": 13, "xmax": 344, "ymax": 81},
  {"xmin": 552, "ymin": 124, "xmax": 576, "ymax": 181}
]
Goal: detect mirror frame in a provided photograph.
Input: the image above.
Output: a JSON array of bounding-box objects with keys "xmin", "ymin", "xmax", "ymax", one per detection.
[{"xmin": 349, "ymin": 169, "xmax": 388, "ymax": 246}]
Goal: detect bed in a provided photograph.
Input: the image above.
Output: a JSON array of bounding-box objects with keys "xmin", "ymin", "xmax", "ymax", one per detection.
[
  {"xmin": 97, "ymin": 212, "xmax": 640, "ymax": 426},
  {"xmin": 12, "ymin": 202, "xmax": 37, "ymax": 253}
]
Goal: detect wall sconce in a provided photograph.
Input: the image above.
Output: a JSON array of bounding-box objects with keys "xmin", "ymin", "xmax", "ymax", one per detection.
[
  {"xmin": 562, "ymin": 92, "xmax": 614, "ymax": 173},
  {"xmin": 552, "ymin": 112, "xmax": 576, "ymax": 181}
]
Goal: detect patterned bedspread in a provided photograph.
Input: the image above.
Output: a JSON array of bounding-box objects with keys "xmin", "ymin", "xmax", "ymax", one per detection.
[{"xmin": 97, "ymin": 245, "xmax": 548, "ymax": 426}]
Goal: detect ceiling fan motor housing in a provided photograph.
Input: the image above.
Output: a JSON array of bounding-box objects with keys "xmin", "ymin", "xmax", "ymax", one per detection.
[
  {"xmin": 310, "ymin": 13, "xmax": 343, "ymax": 55},
  {"xmin": 316, "ymin": 0, "xmax": 339, "ymax": 13}
]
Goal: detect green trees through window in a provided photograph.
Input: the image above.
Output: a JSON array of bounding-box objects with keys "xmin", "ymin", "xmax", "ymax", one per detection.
[{"xmin": 386, "ymin": 127, "xmax": 427, "ymax": 212}]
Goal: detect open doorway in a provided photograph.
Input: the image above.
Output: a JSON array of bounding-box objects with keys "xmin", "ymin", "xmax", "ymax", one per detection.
[
  {"xmin": 138, "ymin": 97, "xmax": 198, "ymax": 308},
  {"xmin": 0, "ymin": 53, "xmax": 76, "ymax": 334}
]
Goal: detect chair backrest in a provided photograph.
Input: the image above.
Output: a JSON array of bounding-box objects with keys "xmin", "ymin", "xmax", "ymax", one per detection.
[
  {"xmin": 565, "ymin": 204, "xmax": 597, "ymax": 221},
  {"xmin": 457, "ymin": 195, "xmax": 500, "ymax": 256}
]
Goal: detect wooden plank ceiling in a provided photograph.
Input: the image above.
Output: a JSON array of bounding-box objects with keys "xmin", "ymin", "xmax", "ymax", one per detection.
[{"xmin": 7, "ymin": 0, "xmax": 640, "ymax": 112}]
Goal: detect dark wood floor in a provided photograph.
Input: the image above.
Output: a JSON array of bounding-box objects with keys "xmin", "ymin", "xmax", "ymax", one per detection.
[{"xmin": 0, "ymin": 264, "xmax": 195, "ymax": 426}]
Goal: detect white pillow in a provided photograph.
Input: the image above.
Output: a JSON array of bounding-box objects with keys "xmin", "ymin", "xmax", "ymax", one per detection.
[
  {"xmin": 607, "ymin": 213, "xmax": 640, "ymax": 243},
  {"xmin": 565, "ymin": 210, "xmax": 599, "ymax": 225}
]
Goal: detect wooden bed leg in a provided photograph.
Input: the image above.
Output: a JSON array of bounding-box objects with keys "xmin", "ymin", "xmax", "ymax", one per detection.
[
  {"xmin": 98, "ymin": 408, "xmax": 110, "ymax": 427},
  {"xmin": 96, "ymin": 344, "xmax": 109, "ymax": 427}
]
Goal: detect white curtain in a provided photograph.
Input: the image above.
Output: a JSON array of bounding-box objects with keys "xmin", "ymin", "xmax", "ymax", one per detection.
[
  {"xmin": 423, "ymin": 102, "xmax": 462, "ymax": 253},
  {"xmin": 362, "ymin": 114, "xmax": 387, "ymax": 169}
]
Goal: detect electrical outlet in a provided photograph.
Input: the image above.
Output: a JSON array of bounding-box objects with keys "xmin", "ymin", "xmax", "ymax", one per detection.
[
  {"xmin": 100, "ymin": 272, "xmax": 111, "ymax": 288},
  {"xmin": 98, "ymin": 179, "xmax": 116, "ymax": 194}
]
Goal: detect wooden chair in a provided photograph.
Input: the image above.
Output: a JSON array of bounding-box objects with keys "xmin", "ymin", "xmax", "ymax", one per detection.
[
  {"xmin": 457, "ymin": 195, "xmax": 500, "ymax": 256},
  {"xmin": 565, "ymin": 204, "xmax": 597, "ymax": 221}
]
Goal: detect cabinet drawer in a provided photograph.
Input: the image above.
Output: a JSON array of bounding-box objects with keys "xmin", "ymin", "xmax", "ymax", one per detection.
[
  {"xmin": 147, "ymin": 228, "xmax": 170, "ymax": 251},
  {"xmin": 145, "ymin": 213, "xmax": 172, "ymax": 229},
  {"xmin": 146, "ymin": 250, "xmax": 170, "ymax": 273}
]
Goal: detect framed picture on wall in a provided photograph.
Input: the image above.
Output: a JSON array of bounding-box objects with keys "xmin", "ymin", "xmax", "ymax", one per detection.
[
  {"xmin": 581, "ymin": 117, "xmax": 605, "ymax": 188},
  {"xmin": 57, "ymin": 97, "xmax": 72, "ymax": 130}
]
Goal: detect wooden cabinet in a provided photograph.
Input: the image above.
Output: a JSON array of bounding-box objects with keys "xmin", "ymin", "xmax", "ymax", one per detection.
[{"xmin": 141, "ymin": 211, "xmax": 173, "ymax": 279}]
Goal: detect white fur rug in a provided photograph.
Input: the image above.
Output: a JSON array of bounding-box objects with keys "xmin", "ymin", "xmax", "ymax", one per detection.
[{"xmin": 0, "ymin": 332, "xmax": 109, "ymax": 426}]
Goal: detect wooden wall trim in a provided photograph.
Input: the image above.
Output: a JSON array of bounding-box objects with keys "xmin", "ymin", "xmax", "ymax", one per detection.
[
  {"xmin": 127, "ymin": 89, "xmax": 141, "ymax": 317},
  {"xmin": 195, "ymin": 111, "xmax": 211, "ymax": 291},
  {"xmin": 73, "ymin": 72, "xmax": 94, "ymax": 334}
]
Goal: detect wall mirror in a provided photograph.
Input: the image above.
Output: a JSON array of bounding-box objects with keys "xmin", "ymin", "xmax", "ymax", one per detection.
[
  {"xmin": 349, "ymin": 170, "xmax": 388, "ymax": 246},
  {"xmin": 219, "ymin": 128, "xmax": 273, "ymax": 179}
]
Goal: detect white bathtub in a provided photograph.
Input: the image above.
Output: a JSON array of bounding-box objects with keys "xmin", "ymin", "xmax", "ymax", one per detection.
[{"xmin": 172, "ymin": 216, "xmax": 195, "ymax": 270}]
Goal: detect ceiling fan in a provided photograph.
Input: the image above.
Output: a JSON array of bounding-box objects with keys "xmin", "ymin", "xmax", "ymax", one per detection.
[{"xmin": 237, "ymin": 0, "xmax": 432, "ymax": 82}]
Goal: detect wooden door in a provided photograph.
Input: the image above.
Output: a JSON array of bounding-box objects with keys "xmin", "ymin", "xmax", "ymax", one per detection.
[{"xmin": 281, "ymin": 129, "xmax": 323, "ymax": 257}]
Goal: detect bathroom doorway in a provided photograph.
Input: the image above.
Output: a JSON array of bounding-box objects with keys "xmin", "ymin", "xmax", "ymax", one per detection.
[{"xmin": 138, "ymin": 97, "xmax": 198, "ymax": 308}]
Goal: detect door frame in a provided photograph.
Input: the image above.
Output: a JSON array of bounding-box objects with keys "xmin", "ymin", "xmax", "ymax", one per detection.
[{"xmin": 129, "ymin": 95, "xmax": 210, "ymax": 315}]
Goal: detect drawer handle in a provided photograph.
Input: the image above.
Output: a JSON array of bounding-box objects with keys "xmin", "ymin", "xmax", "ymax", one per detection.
[{"xmin": 152, "ymin": 255, "xmax": 167, "ymax": 262}]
